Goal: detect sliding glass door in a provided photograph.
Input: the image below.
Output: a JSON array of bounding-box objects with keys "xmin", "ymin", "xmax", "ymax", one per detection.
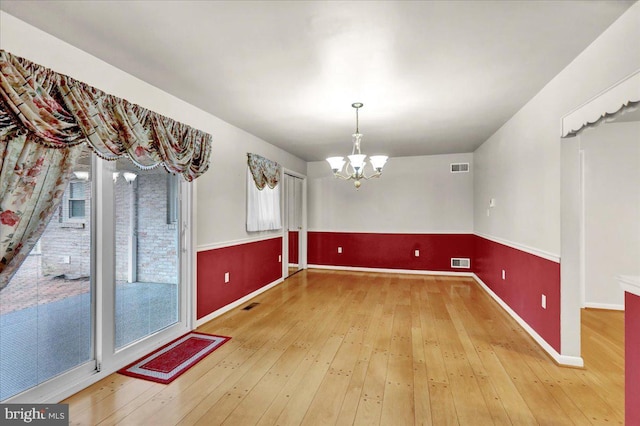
[
  {"xmin": 0, "ymin": 154, "xmax": 191, "ymax": 403},
  {"xmin": 0, "ymin": 146, "xmax": 94, "ymax": 401},
  {"xmin": 114, "ymin": 160, "xmax": 180, "ymax": 349}
]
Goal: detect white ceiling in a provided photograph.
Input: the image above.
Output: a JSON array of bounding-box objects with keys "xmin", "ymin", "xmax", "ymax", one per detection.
[{"xmin": 1, "ymin": 1, "xmax": 635, "ymax": 161}]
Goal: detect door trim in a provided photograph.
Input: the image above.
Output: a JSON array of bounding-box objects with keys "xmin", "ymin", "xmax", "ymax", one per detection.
[{"xmin": 282, "ymin": 169, "xmax": 307, "ymax": 279}]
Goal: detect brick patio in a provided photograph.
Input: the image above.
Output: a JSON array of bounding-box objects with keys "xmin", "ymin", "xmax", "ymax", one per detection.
[{"xmin": 0, "ymin": 254, "xmax": 90, "ymax": 316}]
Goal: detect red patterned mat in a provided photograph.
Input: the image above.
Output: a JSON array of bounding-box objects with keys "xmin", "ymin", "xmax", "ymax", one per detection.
[{"xmin": 118, "ymin": 332, "xmax": 230, "ymax": 384}]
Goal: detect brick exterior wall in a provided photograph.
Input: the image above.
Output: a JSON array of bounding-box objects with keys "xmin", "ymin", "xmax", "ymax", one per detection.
[
  {"xmin": 115, "ymin": 177, "xmax": 131, "ymax": 282},
  {"xmin": 40, "ymin": 173, "xmax": 178, "ymax": 284},
  {"xmin": 135, "ymin": 174, "xmax": 178, "ymax": 284},
  {"xmin": 40, "ymin": 180, "xmax": 91, "ymax": 279}
]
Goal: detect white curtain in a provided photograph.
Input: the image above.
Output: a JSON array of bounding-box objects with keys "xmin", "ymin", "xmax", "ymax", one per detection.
[{"xmin": 247, "ymin": 168, "xmax": 282, "ymax": 232}]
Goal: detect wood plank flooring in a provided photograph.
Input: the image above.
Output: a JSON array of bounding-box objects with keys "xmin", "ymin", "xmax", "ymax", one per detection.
[{"xmin": 64, "ymin": 270, "xmax": 624, "ymax": 425}]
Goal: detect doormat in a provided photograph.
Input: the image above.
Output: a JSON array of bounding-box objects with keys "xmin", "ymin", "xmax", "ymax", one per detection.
[{"xmin": 118, "ymin": 332, "xmax": 231, "ymax": 384}]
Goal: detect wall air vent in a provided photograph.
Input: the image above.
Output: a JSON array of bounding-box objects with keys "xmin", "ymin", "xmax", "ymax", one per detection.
[
  {"xmin": 451, "ymin": 258, "xmax": 471, "ymax": 269},
  {"xmin": 450, "ymin": 163, "xmax": 470, "ymax": 173}
]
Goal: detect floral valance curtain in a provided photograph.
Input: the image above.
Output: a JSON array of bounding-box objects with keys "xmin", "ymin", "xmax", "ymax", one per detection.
[
  {"xmin": 0, "ymin": 50, "xmax": 212, "ymax": 290},
  {"xmin": 247, "ymin": 153, "xmax": 280, "ymax": 189},
  {"xmin": 0, "ymin": 50, "xmax": 212, "ymax": 180},
  {"xmin": 246, "ymin": 153, "xmax": 281, "ymax": 232}
]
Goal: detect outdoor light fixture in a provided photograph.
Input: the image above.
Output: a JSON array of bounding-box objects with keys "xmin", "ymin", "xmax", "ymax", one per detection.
[
  {"xmin": 123, "ymin": 172, "xmax": 138, "ymax": 184},
  {"xmin": 73, "ymin": 171, "xmax": 89, "ymax": 181},
  {"xmin": 326, "ymin": 102, "xmax": 388, "ymax": 189},
  {"xmin": 112, "ymin": 171, "xmax": 137, "ymax": 184},
  {"xmin": 122, "ymin": 172, "xmax": 138, "ymax": 183}
]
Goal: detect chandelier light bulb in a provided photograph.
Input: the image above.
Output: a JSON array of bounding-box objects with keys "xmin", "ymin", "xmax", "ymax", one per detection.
[{"xmin": 326, "ymin": 156, "xmax": 346, "ymax": 173}]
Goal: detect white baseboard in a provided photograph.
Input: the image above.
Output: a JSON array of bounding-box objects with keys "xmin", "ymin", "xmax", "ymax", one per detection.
[
  {"xmin": 308, "ymin": 264, "xmax": 475, "ymax": 277},
  {"xmin": 196, "ymin": 277, "xmax": 284, "ymax": 327},
  {"xmin": 472, "ymin": 273, "xmax": 584, "ymax": 368},
  {"xmin": 584, "ymin": 302, "xmax": 625, "ymax": 311}
]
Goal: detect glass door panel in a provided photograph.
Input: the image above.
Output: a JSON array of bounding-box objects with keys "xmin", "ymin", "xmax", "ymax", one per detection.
[
  {"xmin": 114, "ymin": 163, "xmax": 179, "ymax": 350},
  {"xmin": 0, "ymin": 147, "xmax": 93, "ymax": 401}
]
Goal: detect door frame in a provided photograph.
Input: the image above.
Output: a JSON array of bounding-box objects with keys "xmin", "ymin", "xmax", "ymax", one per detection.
[
  {"xmin": 282, "ymin": 169, "xmax": 308, "ymax": 279},
  {"xmin": 559, "ymin": 69, "xmax": 639, "ymax": 362}
]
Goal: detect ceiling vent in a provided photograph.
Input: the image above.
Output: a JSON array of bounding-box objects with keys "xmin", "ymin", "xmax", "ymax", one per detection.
[
  {"xmin": 450, "ymin": 163, "xmax": 470, "ymax": 173},
  {"xmin": 451, "ymin": 258, "xmax": 471, "ymax": 269}
]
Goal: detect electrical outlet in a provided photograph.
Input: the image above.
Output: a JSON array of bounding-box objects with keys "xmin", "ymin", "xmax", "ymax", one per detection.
[
  {"xmin": 224, "ymin": 272, "xmax": 230, "ymax": 283},
  {"xmin": 338, "ymin": 247, "xmax": 342, "ymax": 254},
  {"xmin": 541, "ymin": 294, "xmax": 547, "ymax": 309},
  {"xmin": 414, "ymin": 249, "xmax": 420, "ymax": 257},
  {"xmin": 502, "ymin": 270, "xmax": 506, "ymax": 280}
]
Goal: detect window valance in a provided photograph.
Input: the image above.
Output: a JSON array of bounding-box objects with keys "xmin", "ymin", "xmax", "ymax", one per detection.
[
  {"xmin": 247, "ymin": 153, "xmax": 281, "ymax": 189},
  {"xmin": 0, "ymin": 50, "xmax": 212, "ymax": 181}
]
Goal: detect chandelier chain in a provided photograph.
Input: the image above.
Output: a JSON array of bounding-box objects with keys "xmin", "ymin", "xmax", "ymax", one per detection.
[{"xmin": 355, "ymin": 106, "xmax": 359, "ymax": 134}]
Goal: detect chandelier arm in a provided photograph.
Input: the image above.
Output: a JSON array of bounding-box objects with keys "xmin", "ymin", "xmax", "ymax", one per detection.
[
  {"xmin": 333, "ymin": 172, "xmax": 354, "ymax": 181},
  {"xmin": 359, "ymin": 171, "xmax": 382, "ymax": 180}
]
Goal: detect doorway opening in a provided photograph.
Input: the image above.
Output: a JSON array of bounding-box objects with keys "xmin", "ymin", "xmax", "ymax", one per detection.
[{"xmin": 283, "ymin": 172, "xmax": 307, "ymax": 278}]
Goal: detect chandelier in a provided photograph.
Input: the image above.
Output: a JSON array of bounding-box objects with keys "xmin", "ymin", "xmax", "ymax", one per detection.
[{"xmin": 326, "ymin": 103, "xmax": 388, "ymax": 189}]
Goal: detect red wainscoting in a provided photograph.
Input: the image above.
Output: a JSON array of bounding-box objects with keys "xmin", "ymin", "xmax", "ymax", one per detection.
[
  {"xmin": 288, "ymin": 231, "xmax": 299, "ymax": 264},
  {"xmin": 474, "ymin": 235, "xmax": 561, "ymax": 353},
  {"xmin": 308, "ymin": 232, "xmax": 475, "ymax": 272},
  {"xmin": 626, "ymin": 291, "xmax": 640, "ymax": 426},
  {"xmin": 196, "ymin": 237, "xmax": 282, "ymax": 319}
]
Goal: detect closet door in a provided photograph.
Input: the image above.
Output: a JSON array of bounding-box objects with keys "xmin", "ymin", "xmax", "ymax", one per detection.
[{"xmin": 285, "ymin": 174, "xmax": 304, "ymax": 277}]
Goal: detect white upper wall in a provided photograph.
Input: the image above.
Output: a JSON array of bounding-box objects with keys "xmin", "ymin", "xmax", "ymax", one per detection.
[
  {"xmin": 581, "ymin": 121, "xmax": 640, "ymax": 308},
  {"xmin": 0, "ymin": 12, "xmax": 306, "ymax": 247},
  {"xmin": 308, "ymin": 153, "xmax": 474, "ymax": 233},
  {"xmin": 197, "ymin": 126, "xmax": 305, "ymax": 246},
  {"xmin": 474, "ymin": 2, "xmax": 640, "ymax": 256}
]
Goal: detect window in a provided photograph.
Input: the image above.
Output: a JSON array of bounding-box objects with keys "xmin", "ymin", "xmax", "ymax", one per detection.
[
  {"xmin": 69, "ymin": 181, "xmax": 85, "ymax": 218},
  {"xmin": 68, "ymin": 181, "xmax": 86, "ymax": 219},
  {"xmin": 247, "ymin": 168, "xmax": 282, "ymax": 232}
]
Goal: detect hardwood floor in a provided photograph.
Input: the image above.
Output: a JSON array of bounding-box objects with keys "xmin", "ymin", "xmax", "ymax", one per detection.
[{"xmin": 64, "ymin": 270, "xmax": 624, "ymax": 425}]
